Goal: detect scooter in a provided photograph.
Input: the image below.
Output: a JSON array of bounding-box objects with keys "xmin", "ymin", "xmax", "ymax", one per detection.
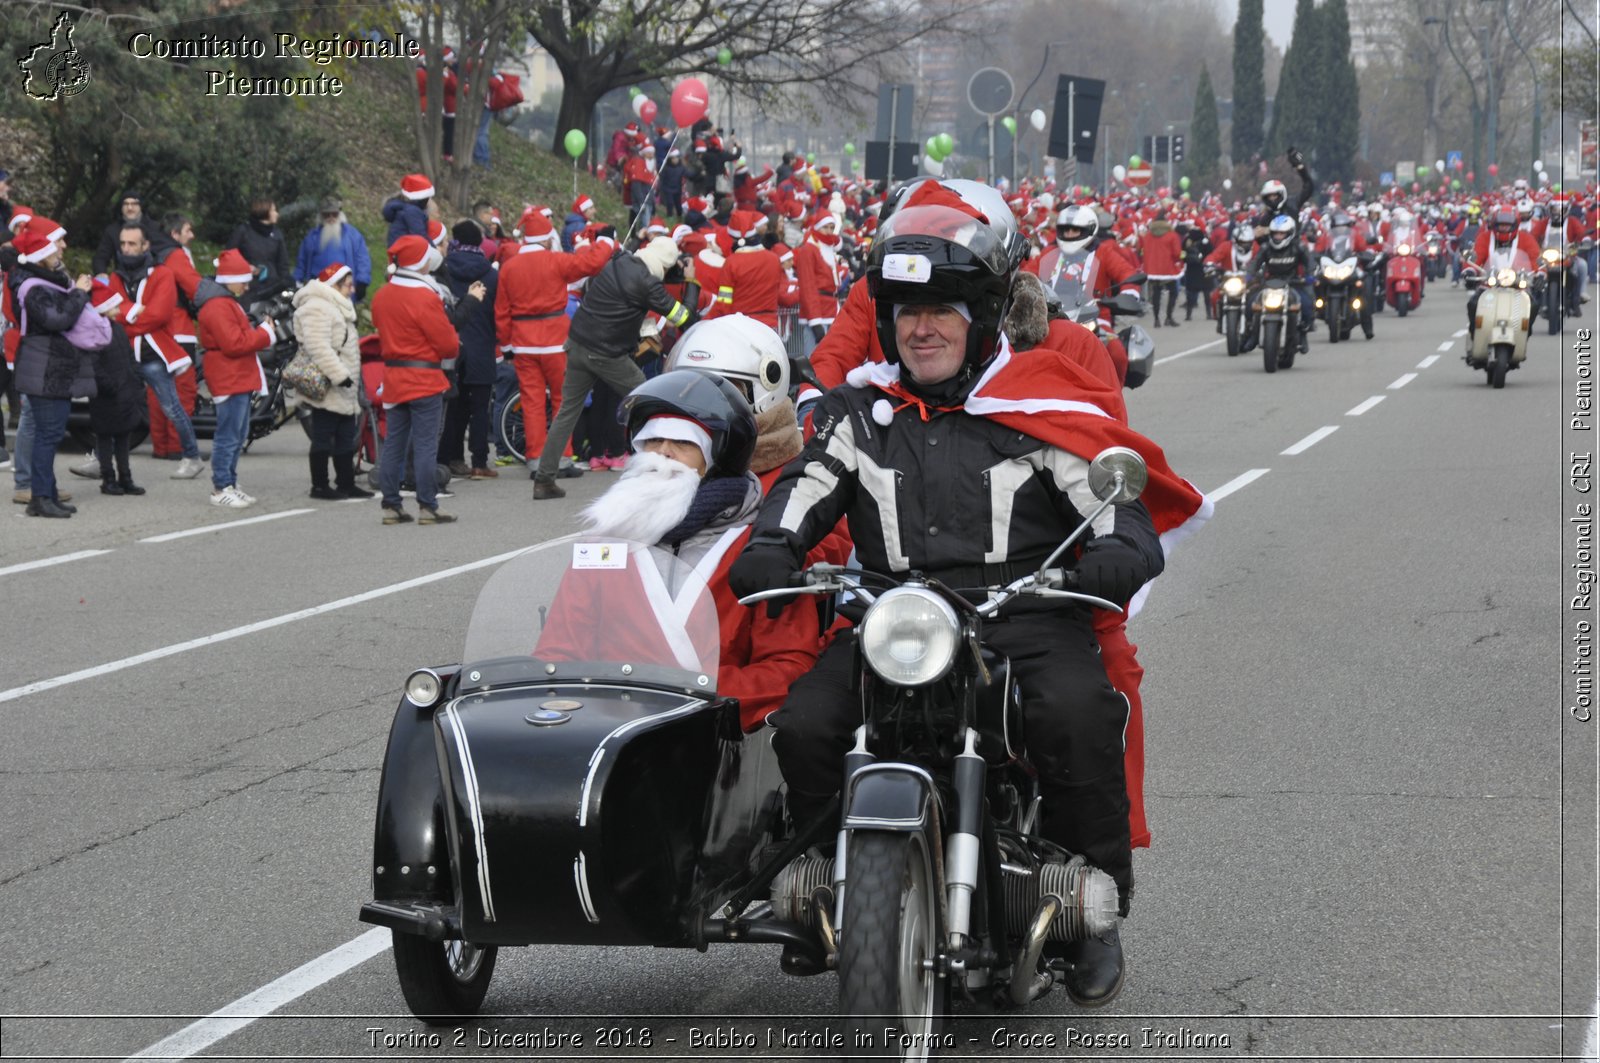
[
  {"xmin": 1540, "ymin": 243, "xmax": 1583, "ymax": 333},
  {"xmin": 1385, "ymin": 241, "xmax": 1424, "ymax": 317},
  {"xmin": 1462, "ymin": 259, "xmax": 1541, "ymax": 389}
]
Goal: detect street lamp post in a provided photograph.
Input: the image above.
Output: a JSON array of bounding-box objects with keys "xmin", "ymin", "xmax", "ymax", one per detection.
[
  {"xmin": 1471, "ymin": 24, "xmax": 1497, "ymax": 186},
  {"xmin": 1424, "ymin": 12, "xmax": 1486, "ymax": 189},
  {"xmin": 1496, "ymin": 0, "xmax": 1540, "ymax": 179},
  {"xmin": 1013, "ymin": 40, "xmax": 1071, "ymax": 183}
]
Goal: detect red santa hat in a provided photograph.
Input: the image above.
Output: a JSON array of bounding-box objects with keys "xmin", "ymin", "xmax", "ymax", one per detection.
[
  {"xmin": 399, "ymin": 173, "xmax": 434, "ymax": 202},
  {"xmin": 810, "ymin": 211, "xmax": 839, "ymax": 232},
  {"xmin": 318, "ymin": 262, "xmax": 352, "ymax": 286},
  {"xmin": 7, "ymin": 205, "xmax": 33, "ymax": 232},
  {"xmin": 388, "ymin": 235, "xmax": 434, "ymax": 271},
  {"xmin": 572, "ymin": 195, "xmax": 595, "ymax": 215},
  {"xmin": 671, "ymin": 223, "xmax": 694, "ymax": 244},
  {"xmin": 213, "ymin": 248, "xmax": 255, "ymax": 283},
  {"xmin": 901, "ymin": 181, "xmax": 989, "ymax": 224},
  {"xmin": 625, "ymin": 122, "xmax": 640, "ymax": 135},
  {"xmin": 24, "ymin": 215, "xmax": 66, "ymax": 244},
  {"xmin": 11, "ymin": 228, "xmax": 58, "ymax": 265},
  {"xmin": 519, "ymin": 207, "xmax": 555, "ymax": 243},
  {"xmin": 684, "ymin": 196, "xmax": 710, "ymax": 215},
  {"xmin": 90, "ymin": 279, "xmax": 124, "ymax": 314},
  {"xmin": 427, "ymin": 219, "xmax": 448, "ymax": 249},
  {"xmin": 727, "ymin": 210, "xmax": 766, "ymax": 240}
]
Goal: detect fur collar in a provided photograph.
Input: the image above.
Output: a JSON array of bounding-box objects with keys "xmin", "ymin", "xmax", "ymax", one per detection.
[{"xmin": 751, "ymin": 397, "xmax": 803, "ymax": 473}]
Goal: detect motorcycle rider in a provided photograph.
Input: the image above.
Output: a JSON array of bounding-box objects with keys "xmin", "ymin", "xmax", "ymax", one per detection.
[
  {"xmin": 1252, "ymin": 146, "xmax": 1316, "ymax": 237},
  {"xmin": 1242, "ymin": 215, "xmax": 1315, "ymax": 354},
  {"xmin": 1533, "ymin": 196, "xmax": 1589, "ymax": 315},
  {"xmin": 1202, "ymin": 223, "xmax": 1255, "ymax": 334},
  {"xmin": 729, "ymin": 182, "xmax": 1209, "ymax": 1006},
  {"xmin": 1464, "ymin": 207, "xmax": 1543, "ymax": 336}
]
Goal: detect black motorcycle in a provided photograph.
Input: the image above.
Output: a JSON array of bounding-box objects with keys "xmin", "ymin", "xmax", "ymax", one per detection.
[
  {"xmin": 362, "ymin": 448, "xmax": 1148, "ymax": 1058},
  {"xmin": 1313, "ymin": 236, "xmax": 1372, "ymax": 343}
]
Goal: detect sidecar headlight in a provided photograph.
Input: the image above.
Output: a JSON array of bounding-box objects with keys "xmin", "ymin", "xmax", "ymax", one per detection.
[
  {"xmin": 859, "ymin": 587, "xmax": 961, "ymax": 687},
  {"xmin": 405, "ymin": 669, "xmax": 443, "ymax": 706},
  {"xmin": 1496, "ymin": 268, "xmax": 1518, "ymax": 288},
  {"xmin": 1222, "ymin": 277, "xmax": 1245, "ymax": 297}
]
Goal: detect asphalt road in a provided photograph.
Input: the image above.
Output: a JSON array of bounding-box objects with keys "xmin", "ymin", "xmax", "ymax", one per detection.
[{"xmin": 0, "ymin": 292, "xmax": 1593, "ymax": 1063}]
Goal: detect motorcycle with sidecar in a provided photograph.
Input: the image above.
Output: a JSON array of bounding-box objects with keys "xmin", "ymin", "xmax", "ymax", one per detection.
[{"xmin": 361, "ymin": 449, "xmax": 1149, "ymax": 1059}]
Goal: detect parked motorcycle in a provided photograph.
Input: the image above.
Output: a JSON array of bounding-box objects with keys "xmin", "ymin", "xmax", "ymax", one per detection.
[
  {"xmin": 1385, "ymin": 241, "xmax": 1424, "ymax": 317},
  {"xmin": 1313, "ymin": 237, "xmax": 1370, "ymax": 344},
  {"xmin": 1249, "ymin": 278, "xmax": 1301, "ymax": 374},
  {"xmin": 1462, "ymin": 259, "xmax": 1541, "ymax": 389},
  {"xmin": 361, "ymin": 448, "xmax": 1147, "ymax": 1055}
]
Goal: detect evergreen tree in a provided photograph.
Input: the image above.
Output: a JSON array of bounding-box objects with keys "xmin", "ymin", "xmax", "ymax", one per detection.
[
  {"xmin": 1230, "ymin": 0, "xmax": 1266, "ymax": 163},
  {"xmin": 1189, "ymin": 65, "xmax": 1222, "ymax": 187},
  {"xmin": 1266, "ymin": 0, "xmax": 1320, "ymax": 160},
  {"xmin": 1318, "ymin": 0, "xmax": 1361, "ymax": 184}
]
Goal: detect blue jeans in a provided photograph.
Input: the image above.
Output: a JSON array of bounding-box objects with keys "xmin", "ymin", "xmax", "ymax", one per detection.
[
  {"xmin": 27, "ymin": 396, "xmax": 69, "ymax": 501},
  {"xmin": 473, "ymin": 107, "xmax": 492, "ymax": 167},
  {"xmin": 379, "ymin": 392, "xmax": 444, "ymax": 510},
  {"xmin": 492, "ymin": 360, "xmax": 518, "ymax": 457},
  {"xmin": 12, "ymin": 394, "xmax": 34, "ymax": 492},
  {"xmin": 210, "ymin": 393, "xmax": 250, "ymax": 491},
  {"xmin": 138, "ymin": 359, "xmax": 201, "ymax": 460}
]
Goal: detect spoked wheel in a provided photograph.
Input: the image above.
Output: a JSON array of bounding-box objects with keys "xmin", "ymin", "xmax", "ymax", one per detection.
[
  {"xmin": 392, "ymin": 931, "xmax": 498, "ymax": 1025},
  {"xmin": 1224, "ymin": 310, "xmax": 1240, "ymax": 356},
  {"xmin": 499, "ymin": 394, "xmax": 526, "ymax": 463},
  {"xmin": 838, "ymin": 831, "xmax": 946, "ymax": 1062},
  {"xmin": 1489, "ymin": 345, "xmax": 1510, "ymax": 389},
  {"xmin": 1262, "ymin": 326, "xmax": 1280, "ymax": 374}
]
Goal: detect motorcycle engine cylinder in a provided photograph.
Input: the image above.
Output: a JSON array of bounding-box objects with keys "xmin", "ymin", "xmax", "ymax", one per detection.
[
  {"xmin": 770, "ymin": 855, "xmax": 835, "ymax": 929},
  {"xmin": 1003, "ymin": 857, "xmax": 1119, "ymax": 942}
]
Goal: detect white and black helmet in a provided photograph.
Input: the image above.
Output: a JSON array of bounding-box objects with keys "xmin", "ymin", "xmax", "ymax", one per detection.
[
  {"xmin": 1266, "ymin": 214, "xmax": 1296, "ymax": 250},
  {"xmin": 1055, "ymin": 204, "xmax": 1099, "ymax": 254},
  {"xmin": 665, "ymin": 314, "xmax": 790, "ymax": 414},
  {"xmin": 1260, "ymin": 179, "xmax": 1288, "ymax": 211}
]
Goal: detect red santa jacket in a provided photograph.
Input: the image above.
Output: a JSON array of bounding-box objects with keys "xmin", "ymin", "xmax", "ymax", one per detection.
[
  {"xmin": 707, "ymin": 247, "xmax": 796, "ymax": 329},
  {"xmin": 494, "ymin": 243, "xmax": 609, "ymax": 355},
  {"xmin": 110, "ymin": 263, "xmax": 192, "ymax": 374},
  {"xmin": 1037, "ymin": 319, "xmax": 1125, "ymax": 403},
  {"xmin": 196, "ymin": 293, "xmax": 271, "ymax": 398},
  {"xmin": 415, "ymin": 65, "xmax": 458, "ymax": 117},
  {"xmin": 370, "ymin": 272, "xmax": 459, "ymax": 405},
  {"xmin": 1139, "ymin": 227, "xmax": 1183, "ymax": 279},
  {"xmin": 808, "ymin": 279, "xmax": 881, "ymax": 392},
  {"xmin": 793, "ymin": 239, "xmax": 844, "ymax": 326},
  {"xmin": 1022, "ymin": 241, "xmax": 1143, "ymax": 328},
  {"xmin": 1470, "ymin": 229, "xmax": 1542, "ymax": 271},
  {"xmin": 1531, "ymin": 215, "xmax": 1587, "ymax": 249}
]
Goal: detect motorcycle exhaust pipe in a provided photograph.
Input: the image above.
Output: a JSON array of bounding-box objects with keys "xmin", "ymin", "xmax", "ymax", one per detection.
[{"xmin": 1009, "ymin": 894, "xmax": 1063, "ymax": 1006}]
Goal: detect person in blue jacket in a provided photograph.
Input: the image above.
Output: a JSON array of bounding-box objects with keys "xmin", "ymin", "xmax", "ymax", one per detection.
[
  {"xmin": 439, "ymin": 219, "xmax": 501, "ymax": 477},
  {"xmin": 295, "ymin": 198, "xmax": 373, "ymax": 301},
  {"xmin": 383, "ymin": 173, "xmax": 433, "ymax": 246}
]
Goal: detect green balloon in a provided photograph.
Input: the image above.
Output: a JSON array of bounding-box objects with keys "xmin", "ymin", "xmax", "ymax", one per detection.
[
  {"xmin": 1001, "ymin": 116, "xmax": 1017, "ymax": 136},
  {"xmin": 717, "ymin": 47, "xmax": 733, "ymax": 65},
  {"xmin": 925, "ymin": 136, "xmax": 940, "ymax": 159},
  {"xmin": 628, "ymin": 87, "xmax": 641, "ymax": 98},
  {"xmin": 563, "ymin": 128, "xmax": 587, "ymax": 158},
  {"xmin": 1179, "ymin": 175, "xmax": 1190, "ymax": 190},
  {"xmin": 844, "ymin": 141, "xmax": 856, "ymax": 155},
  {"xmin": 1129, "ymin": 154, "xmax": 1142, "ymax": 168},
  {"xmin": 1417, "ymin": 163, "xmax": 1428, "ymax": 175},
  {"xmin": 1554, "ymin": 183, "xmax": 1563, "ymax": 193},
  {"xmin": 935, "ymin": 132, "xmax": 954, "ymax": 156},
  {"xmin": 1451, "ymin": 178, "xmax": 1461, "ymax": 190}
]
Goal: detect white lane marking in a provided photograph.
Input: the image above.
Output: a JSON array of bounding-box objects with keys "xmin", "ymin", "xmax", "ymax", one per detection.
[
  {"xmin": 139, "ymin": 509, "xmax": 315, "ymax": 544},
  {"xmin": 1346, "ymin": 396, "xmax": 1387, "ymax": 416},
  {"xmin": 1282, "ymin": 426, "xmax": 1339, "ymax": 455},
  {"xmin": 1418, "ymin": 355, "xmax": 1441, "ymax": 369},
  {"xmin": 1155, "ymin": 338, "xmax": 1224, "ymax": 365},
  {"xmin": 1437, "ymin": 340, "xmax": 1455, "ymax": 351},
  {"xmin": 1453, "ymin": 328, "xmax": 1469, "ymax": 337},
  {"xmin": 1209, "ymin": 469, "xmax": 1270, "ymax": 501},
  {"xmin": 0, "ymin": 547, "xmax": 530, "ymax": 705},
  {"xmin": 1388, "ymin": 373, "xmax": 1418, "ymax": 390},
  {"xmin": 0, "ymin": 549, "xmax": 113, "ymax": 578},
  {"xmin": 125, "ymin": 928, "xmax": 391, "ymax": 1060}
]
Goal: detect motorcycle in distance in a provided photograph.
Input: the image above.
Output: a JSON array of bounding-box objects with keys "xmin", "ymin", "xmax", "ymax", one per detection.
[
  {"xmin": 1461, "ymin": 254, "xmax": 1542, "ymax": 389},
  {"xmin": 1208, "ymin": 264, "xmax": 1250, "ymax": 357},
  {"xmin": 1246, "ymin": 277, "xmax": 1302, "ymax": 374},
  {"xmin": 1422, "ymin": 231, "xmax": 1449, "ymax": 282},
  {"xmin": 1540, "ymin": 237, "xmax": 1589, "ymax": 334},
  {"xmin": 1312, "ymin": 234, "xmax": 1372, "ymax": 344},
  {"xmin": 1068, "ymin": 290, "xmax": 1155, "ymax": 388},
  {"xmin": 359, "ymin": 449, "xmax": 1149, "ymax": 1060},
  {"xmin": 1362, "ymin": 248, "xmax": 1388, "ymax": 313},
  {"xmin": 1385, "ymin": 239, "xmax": 1425, "ymax": 317}
]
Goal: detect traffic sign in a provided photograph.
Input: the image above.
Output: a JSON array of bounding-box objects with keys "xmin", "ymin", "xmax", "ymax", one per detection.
[{"xmin": 1126, "ymin": 166, "xmax": 1153, "ymax": 187}]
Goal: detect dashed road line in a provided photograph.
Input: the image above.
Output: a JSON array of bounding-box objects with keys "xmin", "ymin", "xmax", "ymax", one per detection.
[
  {"xmin": 1437, "ymin": 341, "xmax": 1455, "ymax": 351},
  {"xmin": 1388, "ymin": 373, "xmax": 1418, "ymax": 390},
  {"xmin": 1418, "ymin": 355, "xmax": 1441, "ymax": 369},
  {"xmin": 1282, "ymin": 426, "xmax": 1340, "ymax": 455},
  {"xmin": 1453, "ymin": 328, "xmax": 1470, "ymax": 337},
  {"xmin": 139, "ymin": 509, "xmax": 316, "ymax": 544},
  {"xmin": 1346, "ymin": 396, "xmax": 1387, "ymax": 416},
  {"xmin": 1155, "ymin": 338, "xmax": 1225, "ymax": 365},
  {"xmin": 1209, "ymin": 469, "xmax": 1271, "ymax": 501},
  {"xmin": 0, "ymin": 549, "xmax": 114, "ymax": 579}
]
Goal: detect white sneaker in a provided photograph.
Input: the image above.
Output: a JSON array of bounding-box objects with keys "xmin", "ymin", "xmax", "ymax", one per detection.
[
  {"xmin": 172, "ymin": 456, "xmax": 206, "ymax": 479},
  {"xmin": 70, "ymin": 457, "xmax": 103, "ymax": 478},
  {"xmin": 232, "ymin": 485, "xmax": 258, "ymax": 504},
  {"xmin": 210, "ymin": 487, "xmax": 249, "ymax": 508}
]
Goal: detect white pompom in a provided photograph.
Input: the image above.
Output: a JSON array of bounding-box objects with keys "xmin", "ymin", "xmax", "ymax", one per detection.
[{"xmin": 872, "ymin": 399, "xmax": 894, "ymax": 426}]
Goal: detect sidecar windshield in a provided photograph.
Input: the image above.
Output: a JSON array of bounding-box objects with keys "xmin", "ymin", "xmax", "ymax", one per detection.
[{"xmin": 462, "ymin": 536, "xmax": 721, "ymax": 687}]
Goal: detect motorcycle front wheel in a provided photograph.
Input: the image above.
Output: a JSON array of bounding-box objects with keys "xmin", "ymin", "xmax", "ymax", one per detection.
[
  {"xmin": 838, "ymin": 830, "xmax": 946, "ymax": 1061},
  {"xmin": 1489, "ymin": 344, "xmax": 1510, "ymax": 389},
  {"xmin": 1327, "ymin": 300, "xmax": 1343, "ymax": 343},
  {"xmin": 391, "ymin": 930, "xmax": 498, "ymax": 1025},
  {"xmin": 1224, "ymin": 309, "xmax": 1240, "ymax": 356},
  {"xmin": 1547, "ymin": 279, "xmax": 1565, "ymax": 335},
  {"xmin": 1262, "ymin": 324, "xmax": 1280, "ymax": 374},
  {"xmin": 1395, "ymin": 292, "xmax": 1410, "ymax": 317}
]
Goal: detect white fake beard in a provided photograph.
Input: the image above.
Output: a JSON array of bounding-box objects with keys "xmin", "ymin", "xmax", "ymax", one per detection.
[
  {"xmin": 580, "ymin": 450, "xmax": 701, "ymax": 544},
  {"xmin": 318, "ymin": 219, "xmax": 342, "ymax": 250}
]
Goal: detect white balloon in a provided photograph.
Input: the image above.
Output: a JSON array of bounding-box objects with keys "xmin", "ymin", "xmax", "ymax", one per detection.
[
  {"xmin": 632, "ymin": 94, "xmax": 648, "ymax": 116},
  {"xmin": 1534, "ymin": 158, "xmax": 1545, "ymax": 170},
  {"xmin": 1539, "ymin": 170, "xmax": 1550, "ymax": 183},
  {"xmin": 1223, "ymin": 178, "xmax": 1232, "ymax": 190},
  {"xmin": 1434, "ymin": 158, "xmax": 1445, "ymax": 172},
  {"xmin": 1029, "ymin": 108, "xmax": 1047, "ymax": 132},
  {"xmin": 1112, "ymin": 164, "xmax": 1128, "ymax": 182},
  {"xmin": 923, "ymin": 154, "xmax": 944, "ymax": 176}
]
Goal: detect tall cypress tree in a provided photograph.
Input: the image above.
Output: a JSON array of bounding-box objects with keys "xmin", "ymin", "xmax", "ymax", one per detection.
[
  {"xmin": 1318, "ymin": 0, "xmax": 1361, "ymax": 183},
  {"xmin": 1190, "ymin": 64, "xmax": 1222, "ymax": 186},
  {"xmin": 1231, "ymin": 0, "xmax": 1266, "ymax": 163},
  {"xmin": 1266, "ymin": 0, "xmax": 1319, "ymax": 159}
]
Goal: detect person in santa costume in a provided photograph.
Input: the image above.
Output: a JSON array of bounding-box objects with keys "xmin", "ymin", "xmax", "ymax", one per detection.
[
  {"xmin": 539, "ymin": 369, "xmax": 824, "ymax": 731},
  {"xmin": 562, "ymin": 195, "xmax": 595, "ymax": 253},
  {"xmin": 705, "ymin": 210, "xmax": 796, "ymax": 329},
  {"xmin": 383, "ymin": 174, "xmax": 435, "ymax": 246},
  {"xmin": 198, "ymin": 249, "xmax": 275, "ymax": 508},
  {"xmin": 793, "ymin": 212, "xmax": 846, "ymax": 355},
  {"xmin": 84, "ymin": 280, "xmax": 147, "ymax": 497},
  {"xmin": 371, "ymin": 235, "xmax": 461, "ymax": 524},
  {"xmin": 729, "ymin": 183, "xmax": 1210, "ymax": 1006}
]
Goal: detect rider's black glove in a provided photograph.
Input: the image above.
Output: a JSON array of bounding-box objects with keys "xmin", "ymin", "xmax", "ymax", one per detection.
[
  {"xmin": 1076, "ymin": 536, "xmax": 1149, "ymax": 606},
  {"xmin": 730, "ymin": 538, "xmax": 800, "ymax": 619},
  {"xmin": 1287, "ymin": 145, "xmax": 1306, "ymax": 172}
]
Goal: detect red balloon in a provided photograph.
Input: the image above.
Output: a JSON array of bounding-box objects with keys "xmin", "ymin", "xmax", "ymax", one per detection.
[
  {"xmin": 639, "ymin": 98, "xmax": 658, "ymax": 123},
  {"xmin": 1411, "ymin": 182, "xmax": 1420, "ymax": 192},
  {"xmin": 671, "ymin": 78, "xmax": 710, "ymax": 127},
  {"xmin": 1451, "ymin": 157, "xmax": 1463, "ymax": 170},
  {"xmin": 1487, "ymin": 163, "xmax": 1499, "ymax": 176},
  {"xmin": 1466, "ymin": 171, "xmax": 1475, "ymax": 183}
]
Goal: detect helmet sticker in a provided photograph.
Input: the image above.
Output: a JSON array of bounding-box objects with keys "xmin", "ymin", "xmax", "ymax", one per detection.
[{"xmin": 882, "ymin": 253, "xmax": 933, "ymax": 283}]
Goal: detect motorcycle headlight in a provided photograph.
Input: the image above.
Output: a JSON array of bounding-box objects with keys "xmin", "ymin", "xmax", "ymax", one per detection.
[
  {"xmin": 1262, "ymin": 289, "xmax": 1286, "ymax": 309},
  {"xmin": 1397, "ymin": 243, "xmax": 1412, "ymax": 257},
  {"xmin": 1326, "ymin": 264, "xmax": 1352, "ymax": 281},
  {"xmin": 1542, "ymin": 248, "xmax": 1561, "ymax": 265},
  {"xmin": 1495, "ymin": 268, "xmax": 1517, "ymax": 288},
  {"xmin": 1222, "ymin": 277, "xmax": 1245, "ymax": 297},
  {"xmin": 858, "ymin": 587, "xmax": 961, "ymax": 687},
  {"xmin": 404, "ymin": 668, "xmax": 443, "ymax": 706}
]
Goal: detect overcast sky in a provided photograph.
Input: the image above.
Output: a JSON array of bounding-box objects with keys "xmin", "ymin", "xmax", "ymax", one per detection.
[{"xmin": 1209, "ymin": 0, "xmax": 1297, "ymax": 49}]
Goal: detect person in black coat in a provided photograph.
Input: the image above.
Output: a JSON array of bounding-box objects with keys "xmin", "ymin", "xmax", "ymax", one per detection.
[
  {"xmin": 85, "ymin": 282, "xmax": 147, "ymax": 495},
  {"xmin": 439, "ymin": 221, "xmax": 500, "ymax": 476},
  {"xmin": 224, "ymin": 197, "xmax": 294, "ymax": 305},
  {"xmin": 1179, "ymin": 221, "xmax": 1215, "ymax": 321},
  {"xmin": 91, "ymin": 191, "xmax": 160, "ymax": 275}
]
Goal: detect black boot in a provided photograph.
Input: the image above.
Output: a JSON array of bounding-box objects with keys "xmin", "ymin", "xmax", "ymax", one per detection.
[
  {"xmin": 114, "ymin": 446, "xmax": 143, "ymax": 495},
  {"xmin": 333, "ymin": 452, "xmax": 375, "ymax": 499},
  {"xmin": 308, "ymin": 450, "xmax": 341, "ymax": 500},
  {"xmin": 117, "ymin": 476, "xmax": 146, "ymax": 495},
  {"xmin": 100, "ymin": 476, "xmax": 125, "ymax": 496},
  {"xmin": 26, "ymin": 496, "xmax": 72, "ymax": 518},
  {"xmin": 1058, "ymin": 927, "xmax": 1125, "ymax": 1006}
]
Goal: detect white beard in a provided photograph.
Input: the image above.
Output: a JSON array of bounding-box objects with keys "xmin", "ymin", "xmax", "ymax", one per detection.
[
  {"xmin": 580, "ymin": 450, "xmax": 701, "ymax": 544},
  {"xmin": 319, "ymin": 219, "xmax": 343, "ymax": 250}
]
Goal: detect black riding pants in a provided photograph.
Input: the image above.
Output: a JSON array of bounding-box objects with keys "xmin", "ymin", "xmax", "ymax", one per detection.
[{"xmin": 771, "ymin": 612, "xmax": 1133, "ymax": 898}]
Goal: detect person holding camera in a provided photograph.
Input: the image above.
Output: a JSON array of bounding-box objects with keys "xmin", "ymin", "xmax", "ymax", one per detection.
[{"xmin": 195, "ymin": 250, "xmax": 276, "ymax": 507}]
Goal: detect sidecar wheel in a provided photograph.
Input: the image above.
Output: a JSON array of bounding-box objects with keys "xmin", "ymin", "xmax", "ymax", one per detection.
[
  {"xmin": 391, "ymin": 931, "xmax": 498, "ymax": 1024},
  {"xmin": 838, "ymin": 831, "xmax": 945, "ymax": 1060}
]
